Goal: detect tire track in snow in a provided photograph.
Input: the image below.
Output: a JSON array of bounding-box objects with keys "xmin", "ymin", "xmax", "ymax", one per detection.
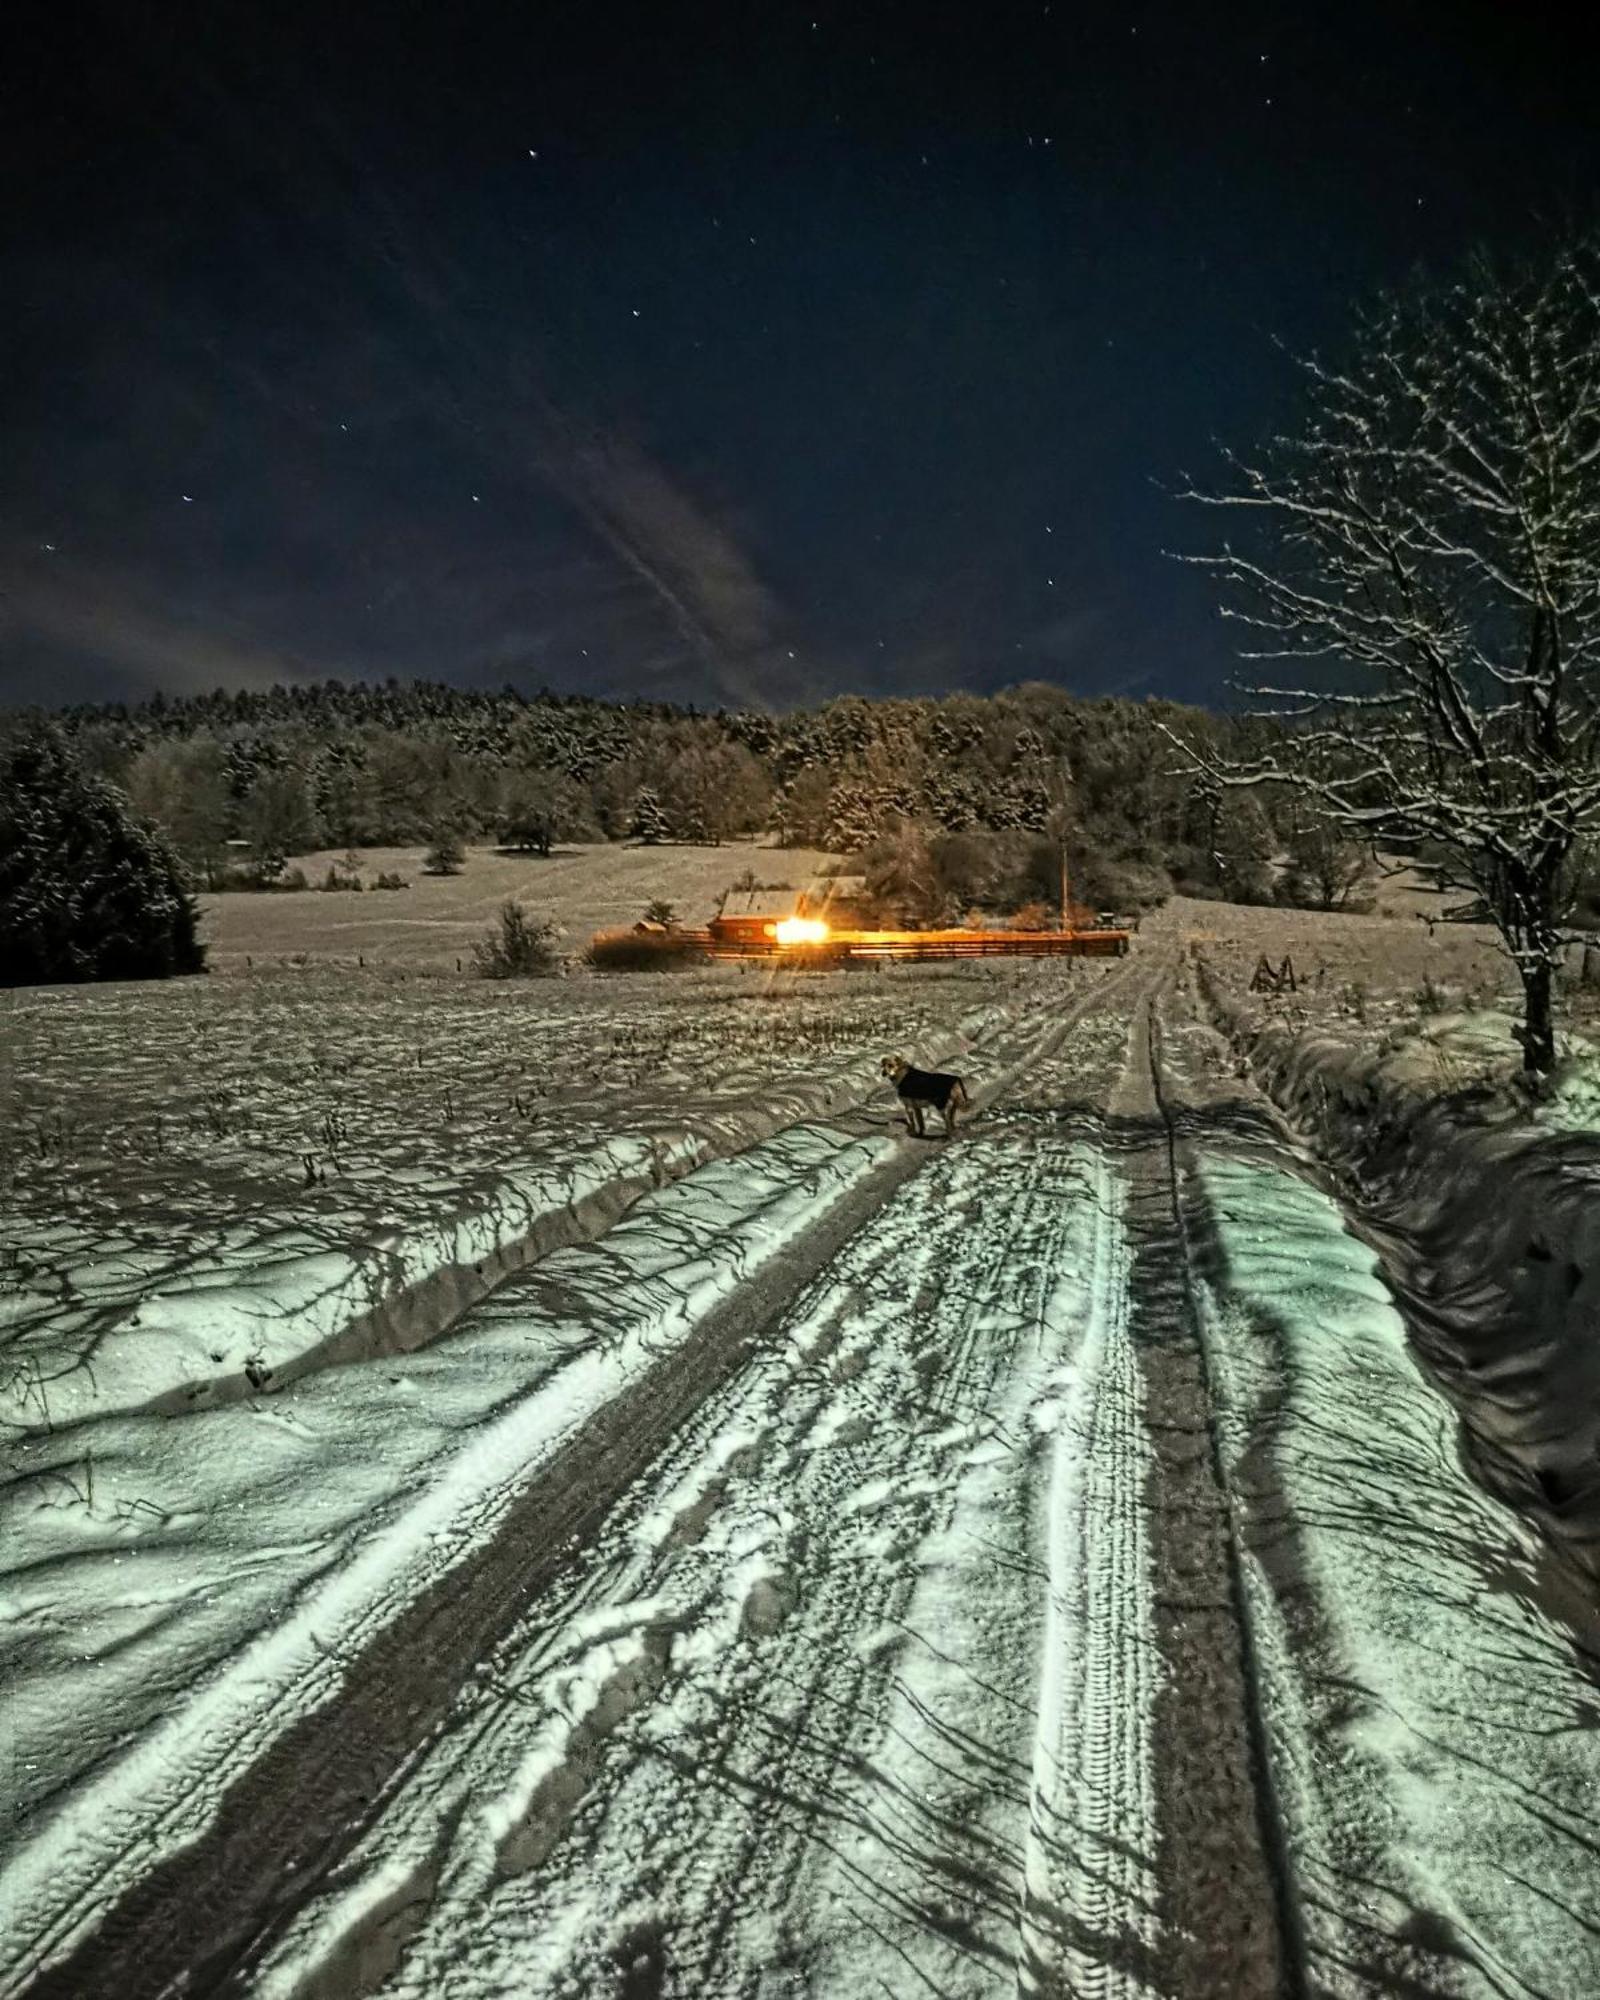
[
  {"xmin": 1121, "ymin": 987, "xmax": 1303, "ymax": 1999},
  {"xmin": 244, "ymin": 960, "xmax": 1160, "ymax": 1992},
  {"xmin": 1017, "ymin": 1149, "xmax": 1162, "ymax": 1999},
  {"xmin": 1150, "ymin": 981, "xmax": 1600, "ymax": 1998},
  {"xmin": 249, "ymin": 1139, "xmax": 1076, "ymax": 1998},
  {"xmin": 244, "ymin": 968, "xmax": 1161, "ymax": 1999}
]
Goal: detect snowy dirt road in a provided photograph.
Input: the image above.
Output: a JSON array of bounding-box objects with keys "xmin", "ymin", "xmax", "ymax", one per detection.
[{"xmin": 6, "ymin": 950, "xmax": 1600, "ymax": 2000}]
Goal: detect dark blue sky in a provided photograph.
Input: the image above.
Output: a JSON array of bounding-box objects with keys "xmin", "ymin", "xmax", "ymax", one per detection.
[{"xmin": 2, "ymin": 0, "xmax": 1596, "ymax": 712}]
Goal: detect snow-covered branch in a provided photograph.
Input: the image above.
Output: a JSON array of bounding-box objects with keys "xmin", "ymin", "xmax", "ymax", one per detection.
[{"xmin": 1178, "ymin": 237, "xmax": 1600, "ymax": 1072}]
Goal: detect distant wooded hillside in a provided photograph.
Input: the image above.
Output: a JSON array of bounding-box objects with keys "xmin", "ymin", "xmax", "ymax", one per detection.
[{"xmin": 3, "ymin": 679, "xmax": 1294, "ymax": 911}]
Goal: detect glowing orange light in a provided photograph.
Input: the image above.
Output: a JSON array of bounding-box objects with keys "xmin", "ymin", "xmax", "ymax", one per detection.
[{"xmin": 775, "ymin": 917, "xmax": 829, "ymax": 946}]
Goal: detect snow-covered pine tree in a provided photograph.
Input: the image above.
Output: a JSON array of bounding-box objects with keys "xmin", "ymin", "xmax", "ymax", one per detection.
[
  {"xmin": 629, "ymin": 788, "xmax": 670, "ymax": 845},
  {"xmin": 0, "ymin": 729, "xmax": 205, "ymax": 985},
  {"xmin": 824, "ymin": 781, "xmax": 884, "ymax": 855}
]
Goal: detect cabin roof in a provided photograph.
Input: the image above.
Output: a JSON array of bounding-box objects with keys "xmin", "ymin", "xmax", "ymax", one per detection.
[{"xmin": 717, "ymin": 887, "xmax": 803, "ymax": 920}]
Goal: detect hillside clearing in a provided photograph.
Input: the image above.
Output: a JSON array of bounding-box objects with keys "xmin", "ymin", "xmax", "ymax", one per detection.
[{"xmin": 197, "ymin": 841, "xmax": 834, "ymax": 970}]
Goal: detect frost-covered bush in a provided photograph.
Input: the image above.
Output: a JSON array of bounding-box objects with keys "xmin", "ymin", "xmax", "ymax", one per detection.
[{"xmin": 473, "ymin": 900, "xmax": 565, "ymax": 978}]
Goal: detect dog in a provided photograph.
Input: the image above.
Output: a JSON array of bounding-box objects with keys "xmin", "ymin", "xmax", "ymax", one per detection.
[{"xmin": 881, "ymin": 1055, "xmax": 969, "ymax": 1137}]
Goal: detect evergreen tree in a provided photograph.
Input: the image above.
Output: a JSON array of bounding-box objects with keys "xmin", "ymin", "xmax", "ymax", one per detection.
[
  {"xmin": 824, "ymin": 781, "xmax": 884, "ymax": 855},
  {"xmin": 422, "ymin": 824, "xmax": 466, "ymax": 875},
  {"xmin": 472, "ymin": 900, "xmax": 564, "ymax": 978},
  {"xmin": 629, "ymin": 787, "xmax": 670, "ymax": 845},
  {"xmin": 0, "ymin": 730, "xmax": 205, "ymax": 985}
]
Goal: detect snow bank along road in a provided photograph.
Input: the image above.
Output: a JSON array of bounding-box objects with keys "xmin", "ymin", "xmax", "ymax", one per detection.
[{"xmin": 5, "ymin": 949, "xmax": 1599, "ymax": 1999}]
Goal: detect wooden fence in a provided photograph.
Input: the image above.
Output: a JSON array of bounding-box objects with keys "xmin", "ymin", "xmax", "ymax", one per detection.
[{"xmin": 696, "ymin": 926, "xmax": 1132, "ymax": 964}]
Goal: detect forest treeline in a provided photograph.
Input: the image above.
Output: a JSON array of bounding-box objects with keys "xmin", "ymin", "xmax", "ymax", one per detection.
[{"xmin": 5, "ymin": 678, "xmax": 1314, "ymax": 914}]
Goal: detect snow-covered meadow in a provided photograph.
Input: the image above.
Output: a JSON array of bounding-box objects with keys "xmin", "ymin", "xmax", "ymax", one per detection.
[{"xmin": 0, "ymin": 958, "xmax": 1053, "ymax": 1426}]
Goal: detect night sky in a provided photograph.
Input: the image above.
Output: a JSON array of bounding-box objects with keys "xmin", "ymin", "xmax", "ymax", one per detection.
[{"xmin": 3, "ymin": 1, "xmax": 1596, "ymax": 714}]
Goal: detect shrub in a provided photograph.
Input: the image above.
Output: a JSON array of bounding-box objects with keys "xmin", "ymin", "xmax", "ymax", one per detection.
[
  {"xmin": 473, "ymin": 900, "xmax": 565, "ymax": 978},
  {"xmin": 422, "ymin": 828, "xmax": 466, "ymax": 875},
  {"xmin": 319, "ymin": 863, "xmax": 364, "ymax": 892},
  {"xmin": 213, "ymin": 854, "xmax": 309, "ymax": 891},
  {"xmin": 642, "ymin": 899, "xmax": 679, "ymax": 927},
  {"xmin": 586, "ymin": 930, "xmax": 709, "ymax": 972},
  {"xmin": 370, "ymin": 871, "xmax": 410, "ymax": 891},
  {"xmin": 0, "ymin": 729, "xmax": 206, "ymax": 985}
]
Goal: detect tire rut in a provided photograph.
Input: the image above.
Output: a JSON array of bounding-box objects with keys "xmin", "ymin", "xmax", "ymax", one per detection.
[{"xmin": 1114, "ymin": 986, "xmax": 1304, "ymax": 2000}]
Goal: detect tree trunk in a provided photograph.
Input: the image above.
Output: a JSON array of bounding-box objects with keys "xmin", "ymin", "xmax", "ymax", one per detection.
[{"xmin": 1519, "ymin": 955, "xmax": 1557, "ymax": 1075}]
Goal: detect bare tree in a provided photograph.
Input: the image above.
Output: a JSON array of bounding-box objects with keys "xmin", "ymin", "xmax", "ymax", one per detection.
[
  {"xmin": 1173, "ymin": 238, "xmax": 1600, "ymax": 1072},
  {"xmin": 1280, "ymin": 823, "xmax": 1373, "ymax": 913}
]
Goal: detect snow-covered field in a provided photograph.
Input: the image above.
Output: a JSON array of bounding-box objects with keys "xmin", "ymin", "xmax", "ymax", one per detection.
[
  {"xmin": 3, "ymin": 906, "xmax": 1599, "ymax": 2000},
  {"xmin": 0, "ymin": 960, "xmax": 1037, "ymax": 1425}
]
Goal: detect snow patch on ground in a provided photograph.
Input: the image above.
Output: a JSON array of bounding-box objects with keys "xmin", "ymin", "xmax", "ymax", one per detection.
[{"xmin": 1194, "ymin": 1154, "xmax": 1600, "ymax": 1998}]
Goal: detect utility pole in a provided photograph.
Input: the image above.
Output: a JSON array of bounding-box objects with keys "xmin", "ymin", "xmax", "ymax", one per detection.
[{"xmin": 1051, "ymin": 755, "xmax": 1073, "ymax": 931}]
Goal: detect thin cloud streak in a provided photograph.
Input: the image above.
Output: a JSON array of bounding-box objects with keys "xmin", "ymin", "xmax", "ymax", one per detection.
[{"xmin": 1, "ymin": 552, "xmax": 335, "ymax": 698}]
